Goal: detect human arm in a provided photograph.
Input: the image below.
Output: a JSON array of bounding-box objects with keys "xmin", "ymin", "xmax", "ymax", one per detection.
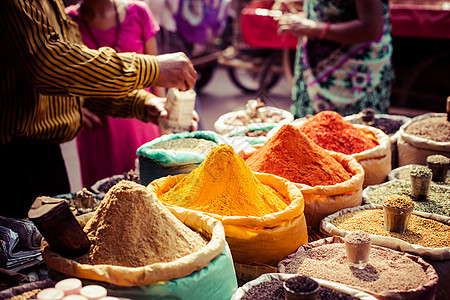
[
  {"xmin": 277, "ymin": 0, "xmax": 384, "ymax": 44},
  {"xmin": 144, "ymin": 38, "xmax": 166, "ymax": 97},
  {"xmin": 0, "ymin": 1, "xmax": 195, "ymax": 97}
]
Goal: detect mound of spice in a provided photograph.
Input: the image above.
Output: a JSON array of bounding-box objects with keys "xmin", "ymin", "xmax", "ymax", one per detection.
[
  {"xmin": 241, "ymin": 278, "xmax": 357, "ymax": 300},
  {"xmin": 245, "ymin": 124, "xmax": 352, "ymax": 186},
  {"xmin": 160, "ymin": 145, "xmax": 288, "ymax": 217},
  {"xmin": 404, "ymin": 116, "xmax": 450, "ymax": 142},
  {"xmin": 365, "ymin": 180, "xmax": 450, "ymax": 216},
  {"xmin": 284, "ymin": 275, "xmax": 319, "ymax": 295},
  {"xmin": 281, "ymin": 243, "xmax": 431, "ymax": 294},
  {"xmin": 298, "ymin": 111, "xmax": 378, "ymax": 155},
  {"xmin": 383, "ymin": 195, "xmax": 414, "ymax": 209},
  {"xmin": 331, "ymin": 208, "xmax": 450, "ymax": 248},
  {"xmin": 76, "ymin": 180, "xmax": 207, "ymax": 268}
]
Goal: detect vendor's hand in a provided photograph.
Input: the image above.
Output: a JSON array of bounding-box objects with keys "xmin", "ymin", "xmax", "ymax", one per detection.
[
  {"xmin": 144, "ymin": 97, "xmax": 200, "ymax": 132},
  {"xmin": 155, "ymin": 52, "xmax": 197, "ymax": 92},
  {"xmin": 277, "ymin": 13, "xmax": 318, "ymax": 37},
  {"xmin": 144, "ymin": 96, "xmax": 167, "ymax": 125}
]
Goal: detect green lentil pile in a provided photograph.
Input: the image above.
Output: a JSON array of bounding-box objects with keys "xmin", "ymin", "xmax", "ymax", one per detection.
[
  {"xmin": 384, "ymin": 195, "xmax": 414, "ymax": 209},
  {"xmin": 147, "ymin": 138, "xmax": 218, "ymax": 155},
  {"xmin": 364, "ymin": 180, "xmax": 450, "ymax": 216},
  {"xmin": 331, "ymin": 209, "xmax": 450, "ymax": 248}
]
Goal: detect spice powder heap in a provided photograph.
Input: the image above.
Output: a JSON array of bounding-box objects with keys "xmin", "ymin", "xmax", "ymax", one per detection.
[
  {"xmin": 160, "ymin": 145, "xmax": 288, "ymax": 217},
  {"xmin": 299, "ymin": 111, "xmax": 378, "ymax": 155},
  {"xmin": 77, "ymin": 180, "xmax": 206, "ymax": 268},
  {"xmin": 245, "ymin": 124, "xmax": 352, "ymax": 186}
]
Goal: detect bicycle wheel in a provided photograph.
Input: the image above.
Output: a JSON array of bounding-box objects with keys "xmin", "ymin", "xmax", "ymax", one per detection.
[{"xmin": 227, "ymin": 65, "xmax": 280, "ymax": 94}]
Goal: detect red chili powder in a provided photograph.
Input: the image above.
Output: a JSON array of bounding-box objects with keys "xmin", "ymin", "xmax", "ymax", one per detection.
[
  {"xmin": 298, "ymin": 111, "xmax": 378, "ymax": 155},
  {"xmin": 245, "ymin": 124, "xmax": 352, "ymax": 186}
]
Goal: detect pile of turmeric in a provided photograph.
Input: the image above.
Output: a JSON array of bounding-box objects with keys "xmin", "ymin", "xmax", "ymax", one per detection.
[
  {"xmin": 299, "ymin": 111, "xmax": 378, "ymax": 155},
  {"xmin": 159, "ymin": 145, "xmax": 288, "ymax": 217},
  {"xmin": 245, "ymin": 124, "xmax": 352, "ymax": 186}
]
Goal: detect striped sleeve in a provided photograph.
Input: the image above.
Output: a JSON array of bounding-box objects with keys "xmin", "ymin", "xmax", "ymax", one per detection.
[{"xmin": 0, "ymin": 0, "xmax": 160, "ymax": 98}]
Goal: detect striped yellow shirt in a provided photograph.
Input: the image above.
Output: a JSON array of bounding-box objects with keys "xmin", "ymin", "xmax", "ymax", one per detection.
[{"xmin": 0, "ymin": 0, "xmax": 160, "ymax": 145}]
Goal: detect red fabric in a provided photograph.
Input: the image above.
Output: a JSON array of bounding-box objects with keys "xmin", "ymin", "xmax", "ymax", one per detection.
[
  {"xmin": 390, "ymin": 4, "xmax": 450, "ymax": 39},
  {"xmin": 240, "ymin": 1, "xmax": 298, "ymax": 49}
]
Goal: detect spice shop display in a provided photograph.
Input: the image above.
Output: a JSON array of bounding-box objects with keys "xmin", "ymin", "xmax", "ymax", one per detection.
[
  {"xmin": 397, "ymin": 113, "xmax": 450, "ymax": 167},
  {"xmin": 244, "ymin": 124, "xmax": 364, "ymax": 228},
  {"xmin": 363, "ymin": 180, "xmax": 450, "ymax": 217},
  {"xmin": 320, "ymin": 204, "xmax": 450, "ymax": 260},
  {"xmin": 136, "ymin": 130, "xmax": 226, "ymax": 186},
  {"xmin": 40, "ymin": 180, "xmax": 237, "ymax": 300},
  {"xmin": 231, "ymin": 273, "xmax": 377, "ymax": 300},
  {"xmin": 214, "ymin": 99, "xmax": 294, "ymax": 135},
  {"xmin": 150, "ymin": 145, "xmax": 308, "ymax": 266},
  {"xmin": 426, "ymin": 154, "xmax": 450, "ymax": 183},
  {"xmin": 382, "ymin": 195, "xmax": 414, "ymax": 233},
  {"xmin": 320, "ymin": 204, "xmax": 450, "ymax": 299},
  {"xmin": 344, "ymin": 111, "xmax": 411, "ymax": 168},
  {"xmin": 278, "ymin": 236, "xmax": 439, "ymax": 299}
]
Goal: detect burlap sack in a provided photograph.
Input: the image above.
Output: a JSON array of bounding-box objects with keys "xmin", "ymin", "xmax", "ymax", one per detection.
[
  {"xmin": 344, "ymin": 113, "xmax": 411, "ymax": 169},
  {"xmin": 41, "ymin": 204, "xmax": 227, "ymax": 287},
  {"xmin": 230, "ymin": 273, "xmax": 378, "ymax": 300},
  {"xmin": 149, "ymin": 172, "xmax": 308, "ymax": 266},
  {"xmin": 397, "ymin": 113, "xmax": 450, "ymax": 167},
  {"xmin": 278, "ymin": 236, "xmax": 439, "ymax": 300},
  {"xmin": 267, "ymin": 120, "xmax": 391, "ymax": 188},
  {"xmin": 320, "ymin": 205, "xmax": 450, "ymax": 300},
  {"xmin": 272, "ymin": 151, "xmax": 364, "ymax": 229}
]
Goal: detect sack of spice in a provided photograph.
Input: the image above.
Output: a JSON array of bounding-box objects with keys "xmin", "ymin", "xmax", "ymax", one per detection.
[
  {"xmin": 243, "ymin": 124, "xmax": 365, "ymax": 229},
  {"xmin": 344, "ymin": 112, "xmax": 411, "ymax": 169},
  {"xmin": 136, "ymin": 130, "xmax": 227, "ymax": 186},
  {"xmin": 214, "ymin": 99, "xmax": 294, "ymax": 135},
  {"xmin": 277, "ymin": 236, "xmax": 439, "ymax": 300},
  {"xmin": 230, "ymin": 273, "xmax": 378, "ymax": 300},
  {"xmin": 268, "ymin": 111, "xmax": 392, "ymax": 188},
  {"xmin": 149, "ymin": 145, "xmax": 308, "ymax": 266},
  {"xmin": 397, "ymin": 113, "xmax": 450, "ymax": 167},
  {"xmin": 362, "ymin": 180, "xmax": 450, "ymax": 217},
  {"xmin": 41, "ymin": 181, "xmax": 237, "ymax": 300},
  {"xmin": 320, "ymin": 204, "xmax": 450, "ymax": 300},
  {"xmin": 224, "ymin": 123, "xmax": 277, "ymax": 146}
]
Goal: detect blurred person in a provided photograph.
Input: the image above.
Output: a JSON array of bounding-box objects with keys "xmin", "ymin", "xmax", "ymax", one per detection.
[
  {"xmin": 277, "ymin": 0, "xmax": 394, "ymax": 118},
  {"xmin": 0, "ymin": 0, "xmax": 198, "ymax": 218},
  {"xmin": 66, "ymin": 0, "xmax": 167, "ymax": 188}
]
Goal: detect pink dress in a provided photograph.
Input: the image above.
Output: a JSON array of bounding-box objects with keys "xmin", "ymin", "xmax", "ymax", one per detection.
[{"xmin": 66, "ymin": 1, "xmax": 160, "ymax": 188}]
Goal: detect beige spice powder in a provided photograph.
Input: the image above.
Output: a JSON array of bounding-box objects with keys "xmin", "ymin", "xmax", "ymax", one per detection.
[
  {"xmin": 332, "ymin": 209, "xmax": 450, "ymax": 248},
  {"xmin": 76, "ymin": 180, "xmax": 207, "ymax": 268}
]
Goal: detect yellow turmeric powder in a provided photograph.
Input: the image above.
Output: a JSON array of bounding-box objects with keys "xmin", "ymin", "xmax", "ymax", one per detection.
[{"xmin": 160, "ymin": 145, "xmax": 288, "ymax": 217}]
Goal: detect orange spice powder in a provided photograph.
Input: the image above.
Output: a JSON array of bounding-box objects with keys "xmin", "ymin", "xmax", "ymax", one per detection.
[
  {"xmin": 245, "ymin": 124, "xmax": 352, "ymax": 186},
  {"xmin": 298, "ymin": 111, "xmax": 378, "ymax": 155}
]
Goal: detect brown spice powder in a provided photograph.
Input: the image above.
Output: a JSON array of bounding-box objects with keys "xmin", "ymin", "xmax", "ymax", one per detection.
[
  {"xmin": 285, "ymin": 243, "xmax": 429, "ymax": 294},
  {"xmin": 76, "ymin": 180, "xmax": 207, "ymax": 267},
  {"xmin": 332, "ymin": 209, "xmax": 450, "ymax": 248}
]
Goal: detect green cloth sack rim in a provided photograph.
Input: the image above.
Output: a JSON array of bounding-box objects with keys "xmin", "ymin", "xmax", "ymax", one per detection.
[{"xmin": 136, "ymin": 131, "xmax": 227, "ymax": 167}]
